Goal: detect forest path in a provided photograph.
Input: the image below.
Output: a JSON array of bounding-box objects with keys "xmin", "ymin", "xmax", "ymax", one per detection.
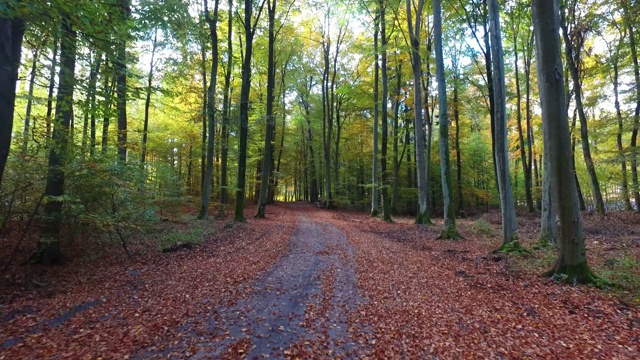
[{"xmin": 140, "ymin": 208, "xmax": 368, "ymax": 358}]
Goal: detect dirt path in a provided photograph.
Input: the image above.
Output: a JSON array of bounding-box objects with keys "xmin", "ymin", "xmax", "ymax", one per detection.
[{"xmin": 139, "ymin": 212, "xmax": 368, "ymax": 358}]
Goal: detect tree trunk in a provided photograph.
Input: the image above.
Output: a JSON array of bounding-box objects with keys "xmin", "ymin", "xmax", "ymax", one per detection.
[
  {"xmin": 141, "ymin": 29, "xmax": 158, "ymax": 165},
  {"xmin": 532, "ymin": 0, "xmax": 596, "ymax": 284},
  {"xmin": 612, "ymin": 38, "xmax": 632, "ymax": 210},
  {"xmin": 219, "ymin": 0, "xmax": 233, "ymax": 217},
  {"xmin": 115, "ymin": 0, "xmax": 130, "ymax": 162},
  {"xmin": 488, "ymin": 0, "xmax": 518, "ymax": 245},
  {"xmin": 0, "ymin": 10, "xmax": 25, "ymax": 187},
  {"xmin": 235, "ymin": 0, "xmax": 264, "ymax": 221},
  {"xmin": 35, "ymin": 15, "xmax": 76, "ymax": 264},
  {"xmin": 256, "ymin": 0, "xmax": 277, "ymax": 218},
  {"xmin": 391, "ymin": 61, "xmax": 402, "ymax": 214},
  {"xmin": 379, "ymin": 0, "xmax": 392, "ymax": 221},
  {"xmin": 560, "ymin": 2, "xmax": 605, "ymax": 215},
  {"xmin": 371, "ymin": 13, "xmax": 380, "ymax": 217},
  {"xmin": 199, "ymin": 0, "xmax": 220, "ymax": 219},
  {"xmin": 434, "ymin": 0, "xmax": 458, "ymax": 238},
  {"xmin": 513, "ymin": 28, "xmax": 534, "ymax": 213},
  {"xmin": 21, "ymin": 47, "xmax": 39, "ymax": 155},
  {"xmin": 453, "ymin": 70, "xmax": 463, "ymax": 216},
  {"xmin": 89, "ymin": 52, "xmax": 102, "ymax": 157},
  {"xmin": 622, "ymin": 1, "xmax": 640, "ymax": 210},
  {"xmin": 540, "ymin": 149, "xmax": 556, "ymax": 242},
  {"xmin": 406, "ymin": 0, "xmax": 430, "ymax": 224}
]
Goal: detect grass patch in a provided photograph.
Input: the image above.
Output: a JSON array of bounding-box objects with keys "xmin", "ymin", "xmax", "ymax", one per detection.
[
  {"xmin": 472, "ymin": 218, "xmax": 496, "ymax": 237},
  {"xmin": 157, "ymin": 220, "xmax": 214, "ymax": 252}
]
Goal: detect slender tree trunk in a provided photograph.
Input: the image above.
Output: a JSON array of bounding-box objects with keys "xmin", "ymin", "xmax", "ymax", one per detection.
[
  {"xmin": 89, "ymin": 52, "xmax": 102, "ymax": 157},
  {"xmin": 406, "ymin": 0, "xmax": 430, "ymax": 224},
  {"xmin": 379, "ymin": 0, "xmax": 392, "ymax": 221},
  {"xmin": 256, "ymin": 0, "xmax": 277, "ymax": 218},
  {"xmin": 0, "ymin": 9, "xmax": 25, "ymax": 187},
  {"xmin": 141, "ymin": 29, "xmax": 158, "ymax": 165},
  {"xmin": 560, "ymin": 3, "xmax": 605, "ymax": 215},
  {"xmin": 115, "ymin": 0, "xmax": 130, "ymax": 162},
  {"xmin": 570, "ymin": 110, "xmax": 587, "ymax": 210},
  {"xmin": 21, "ymin": 48, "xmax": 39, "ymax": 155},
  {"xmin": 101, "ymin": 67, "xmax": 115, "ymax": 154},
  {"xmin": 199, "ymin": 0, "xmax": 220, "ymax": 219},
  {"xmin": 612, "ymin": 41, "xmax": 632, "ymax": 210},
  {"xmin": 199, "ymin": 36, "xmax": 207, "ymax": 194},
  {"xmin": 513, "ymin": 30, "xmax": 534, "ymax": 213},
  {"xmin": 371, "ymin": 14, "xmax": 380, "ymax": 216},
  {"xmin": 219, "ymin": 0, "xmax": 233, "ymax": 217},
  {"xmin": 488, "ymin": 0, "xmax": 518, "ymax": 245},
  {"xmin": 622, "ymin": 2, "xmax": 640, "ymax": 210},
  {"xmin": 434, "ymin": 0, "xmax": 458, "ymax": 238},
  {"xmin": 45, "ymin": 31, "xmax": 59, "ymax": 140},
  {"xmin": 235, "ymin": 0, "xmax": 264, "ymax": 221},
  {"xmin": 35, "ymin": 15, "xmax": 76, "ymax": 264},
  {"xmin": 391, "ymin": 62, "xmax": 402, "ymax": 214},
  {"xmin": 533, "ymin": 0, "xmax": 596, "ymax": 283},
  {"xmin": 453, "ymin": 72, "xmax": 463, "ymax": 216},
  {"xmin": 540, "ymin": 149, "xmax": 556, "ymax": 242}
]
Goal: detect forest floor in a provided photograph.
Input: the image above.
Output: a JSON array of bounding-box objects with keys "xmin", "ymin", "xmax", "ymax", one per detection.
[{"xmin": 0, "ymin": 203, "xmax": 639, "ymax": 358}]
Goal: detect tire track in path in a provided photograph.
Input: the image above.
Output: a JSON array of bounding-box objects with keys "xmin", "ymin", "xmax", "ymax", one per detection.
[{"xmin": 138, "ymin": 212, "xmax": 367, "ymax": 358}]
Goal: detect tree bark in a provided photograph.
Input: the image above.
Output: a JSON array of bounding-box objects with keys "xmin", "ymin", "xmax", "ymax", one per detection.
[
  {"xmin": 0, "ymin": 8, "xmax": 25, "ymax": 188},
  {"xmin": 35, "ymin": 15, "xmax": 76, "ymax": 264},
  {"xmin": 560, "ymin": 1, "xmax": 605, "ymax": 215},
  {"xmin": 116, "ymin": 0, "xmax": 131, "ymax": 162},
  {"xmin": 256, "ymin": 0, "xmax": 277, "ymax": 218},
  {"xmin": 199, "ymin": 0, "xmax": 220, "ymax": 219},
  {"xmin": 371, "ymin": 12, "xmax": 380, "ymax": 217},
  {"xmin": 434, "ymin": 0, "xmax": 458, "ymax": 238},
  {"xmin": 532, "ymin": 0, "xmax": 596, "ymax": 283},
  {"xmin": 141, "ymin": 29, "xmax": 158, "ymax": 165},
  {"xmin": 406, "ymin": 0, "xmax": 430, "ymax": 224},
  {"xmin": 489, "ymin": 0, "xmax": 518, "ymax": 245}
]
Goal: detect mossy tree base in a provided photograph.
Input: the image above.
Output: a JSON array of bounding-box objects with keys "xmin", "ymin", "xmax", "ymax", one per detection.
[
  {"xmin": 494, "ymin": 240, "xmax": 530, "ymax": 255},
  {"xmin": 382, "ymin": 213, "xmax": 393, "ymax": 223},
  {"xmin": 415, "ymin": 211, "xmax": 432, "ymax": 225},
  {"xmin": 437, "ymin": 226, "xmax": 462, "ymax": 240},
  {"xmin": 544, "ymin": 261, "xmax": 610, "ymax": 287},
  {"xmin": 370, "ymin": 209, "xmax": 379, "ymax": 217},
  {"xmin": 533, "ymin": 236, "xmax": 554, "ymax": 250}
]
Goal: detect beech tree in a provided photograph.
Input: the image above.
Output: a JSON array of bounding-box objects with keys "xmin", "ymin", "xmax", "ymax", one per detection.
[
  {"xmin": 0, "ymin": 4, "xmax": 25, "ymax": 188},
  {"xmin": 532, "ymin": 0, "xmax": 597, "ymax": 283},
  {"xmin": 433, "ymin": 0, "xmax": 458, "ymax": 238}
]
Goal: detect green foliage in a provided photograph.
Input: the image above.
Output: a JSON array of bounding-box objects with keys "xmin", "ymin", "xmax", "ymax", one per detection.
[
  {"xmin": 472, "ymin": 218, "xmax": 496, "ymax": 237},
  {"xmin": 156, "ymin": 219, "xmax": 212, "ymax": 251}
]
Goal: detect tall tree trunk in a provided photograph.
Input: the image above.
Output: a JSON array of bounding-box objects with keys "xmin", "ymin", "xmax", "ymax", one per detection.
[
  {"xmin": 513, "ymin": 28, "xmax": 534, "ymax": 213},
  {"xmin": 371, "ymin": 13, "xmax": 380, "ymax": 217},
  {"xmin": 199, "ymin": 0, "xmax": 220, "ymax": 219},
  {"xmin": 560, "ymin": 2, "xmax": 605, "ymax": 215},
  {"xmin": 570, "ymin": 110, "xmax": 587, "ymax": 210},
  {"xmin": 22, "ymin": 47, "xmax": 39, "ymax": 155},
  {"xmin": 622, "ymin": 1, "xmax": 640, "ymax": 210},
  {"xmin": 453, "ymin": 63, "xmax": 463, "ymax": 216},
  {"xmin": 256, "ymin": 0, "xmax": 277, "ymax": 218},
  {"xmin": 35, "ymin": 15, "xmax": 76, "ymax": 264},
  {"xmin": 434, "ymin": 0, "xmax": 458, "ymax": 238},
  {"xmin": 45, "ymin": 31, "xmax": 59, "ymax": 140},
  {"xmin": 0, "ymin": 8, "xmax": 25, "ymax": 187},
  {"xmin": 116, "ymin": 0, "xmax": 131, "ymax": 162},
  {"xmin": 89, "ymin": 52, "xmax": 102, "ymax": 157},
  {"xmin": 524, "ymin": 31, "xmax": 539, "ymax": 209},
  {"xmin": 235, "ymin": 0, "xmax": 265, "ymax": 221},
  {"xmin": 532, "ymin": 0, "xmax": 596, "ymax": 284},
  {"xmin": 101, "ymin": 66, "xmax": 115, "ymax": 154},
  {"xmin": 219, "ymin": 0, "xmax": 233, "ymax": 217},
  {"xmin": 612, "ymin": 37, "xmax": 632, "ymax": 210},
  {"xmin": 199, "ymin": 36, "xmax": 207, "ymax": 194},
  {"xmin": 141, "ymin": 29, "xmax": 158, "ymax": 165},
  {"xmin": 540, "ymin": 149, "xmax": 556, "ymax": 242},
  {"xmin": 380, "ymin": 0, "xmax": 392, "ymax": 221},
  {"xmin": 488, "ymin": 0, "xmax": 518, "ymax": 245},
  {"xmin": 391, "ymin": 61, "xmax": 402, "ymax": 214},
  {"xmin": 406, "ymin": 0, "xmax": 430, "ymax": 224}
]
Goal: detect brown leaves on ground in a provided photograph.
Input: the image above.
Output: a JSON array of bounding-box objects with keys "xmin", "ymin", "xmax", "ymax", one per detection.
[
  {"xmin": 0, "ymin": 204, "xmax": 296, "ymax": 359},
  {"xmin": 322, "ymin": 209, "xmax": 640, "ymax": 359}
]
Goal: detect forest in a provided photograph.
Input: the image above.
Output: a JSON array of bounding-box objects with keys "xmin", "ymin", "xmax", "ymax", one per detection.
[{"xmin": 1, "ymin": 0, "xmax": 640, "ymax": 357}]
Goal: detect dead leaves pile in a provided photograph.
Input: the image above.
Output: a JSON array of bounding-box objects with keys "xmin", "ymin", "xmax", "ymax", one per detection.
[
  {"xmin": 0, "ymin": 204, "xmax": 296, "ymax": 359},
  {"xmin": 325, "ymin": 211, "xmax": 639, "ymax": 359}
]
